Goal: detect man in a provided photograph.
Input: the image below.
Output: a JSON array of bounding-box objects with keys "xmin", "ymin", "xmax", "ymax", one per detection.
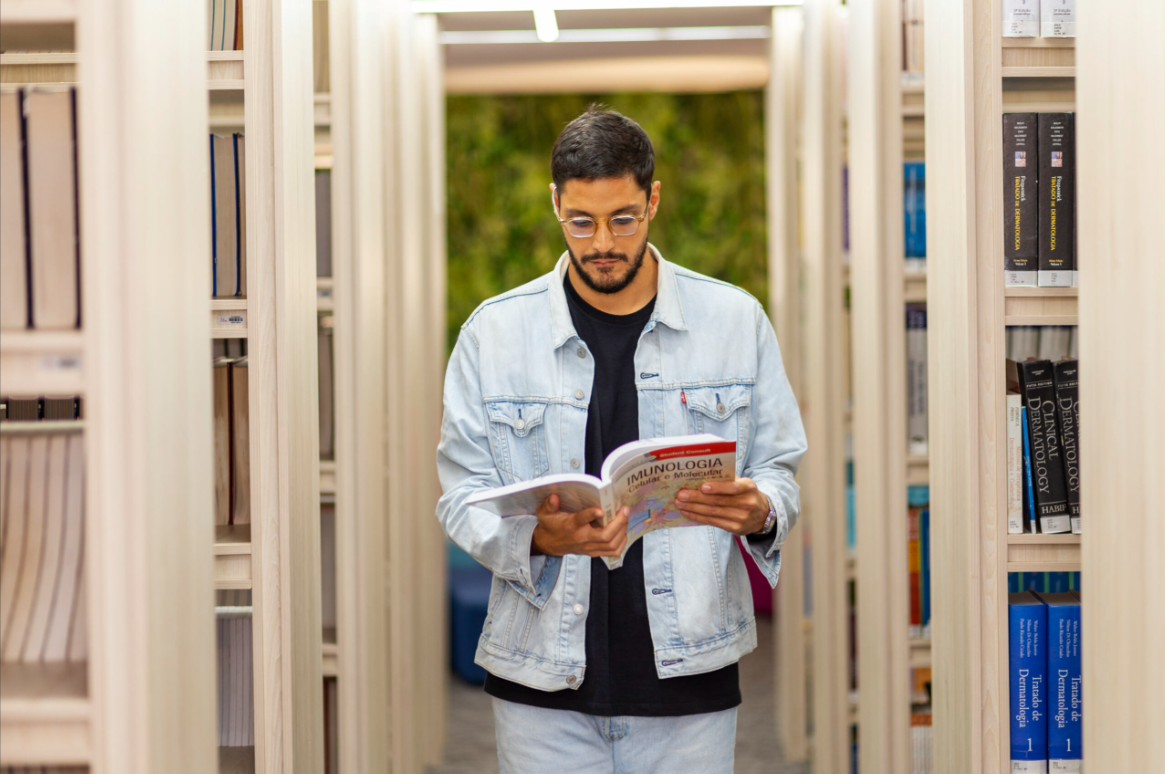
[{"xmin": 436, "ymin": 106, "xmax": 806, "ymax": 773}]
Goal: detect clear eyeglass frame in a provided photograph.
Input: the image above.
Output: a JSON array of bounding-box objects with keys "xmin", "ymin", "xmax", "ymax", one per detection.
[{"xmin": 556, "ymin": 211, "xmax": 648, "ymax": 239}]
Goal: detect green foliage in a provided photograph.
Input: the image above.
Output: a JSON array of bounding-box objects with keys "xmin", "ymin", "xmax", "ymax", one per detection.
[{"xmin": 445, "ymin": 92, "xmax": 768, "ymax": 351}]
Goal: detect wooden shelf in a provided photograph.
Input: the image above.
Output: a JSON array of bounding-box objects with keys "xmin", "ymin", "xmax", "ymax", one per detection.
[
  {"xmin": 1001, "ymin": 66, "xmax": 1075, "ymax": 78},
  {"xmin": 904, "ymin": 272, "xmax": 927, "ymax": 303},
  {"xmin": 906, "ymin": 455, "xmax": 929, "ymax": 486},
  {"xmin": 909, "ymin": 638, "xmax": 932, "ymax": 669},
  {"xmin": 0, "ymin": 331, "xmax": 85, "ymax": 396},
  {"xmin": 211, "ymin": 298, "xmax": 248, "ymax": 339},
  {"xmin": 0, "ymin": 52, "xmax": 242, "ymax": 90},
  {"xmin": 0, "ymin": 0, "xmax": 76, "ymax": 24},
  {"xmin": 1004, "ymin": 287, "xmax": 1078, "ymax": 326},
  {"xmin": 314, "ymin": 93, "xmax": 331, "ymax": 127},
  {"xmin": 0, "ymin": 420, "xmax": 85, "ymax": 435},
  {"xmin": 319, "ymin": 460, "xmax": 336, "ymax": 495},
  {"xmin": 1006, "ymin": 533, "xmax": 1081, "ymax": 571},
  {"xmin": 215, "ymin": 524, "xmax": 252, "ymax": 590},
  {"xmin": 0, "ymin": 662, "xmax": 90, "ymax": 765},
  {"xmin": 317, "ymin": 277, "xmax": 335, "ymax": 311},
  {"xmin": 1001, "ymin": 38, "xmax": 1075, "ymax": 48},
  {"xmin": 322, "ymin": 641, "xmax": 338, "ymax": 678}
]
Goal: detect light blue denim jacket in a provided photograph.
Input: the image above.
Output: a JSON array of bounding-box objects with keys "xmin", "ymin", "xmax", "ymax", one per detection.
[{"xmin": 436, "ymin": 247, "xmax": 807, "ymax": 692}]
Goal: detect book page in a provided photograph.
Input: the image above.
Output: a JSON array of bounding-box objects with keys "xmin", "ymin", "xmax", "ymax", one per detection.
[
  {"xmin": 465, "ymin": 474, "xmax": 602, "ymax": 519},
  {"xmin": 602, "ymin": 436, "xmax": 736, "ymax": 570}
]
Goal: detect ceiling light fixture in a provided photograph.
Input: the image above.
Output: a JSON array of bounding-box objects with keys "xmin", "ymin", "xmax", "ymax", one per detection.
[
  {"xmin": 533, "ymin": 7, "xmax": 560, "ymax": 42},
  {"xmin": 413, "ymin": 0, "xmax": 801, "ymax": 13},
  {"xmin": 438, "ymin": 25, "xmax": 771, "ymax": 45}
]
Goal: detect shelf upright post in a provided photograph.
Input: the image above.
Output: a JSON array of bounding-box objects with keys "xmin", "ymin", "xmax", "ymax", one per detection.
[
  {"xmin": 1076, "ymin": 0, "xmax": 1165, "ymax": 769},
  {"xmin": 848, "ymin": 1, "xmax": 911, "ymax": 771},
  {"xmin": 328, "ymin": 0, "xmax": 391, "ymax": 769},
  {"xmin": 925, "ymin": 0, "xmax": 1005, "ymax": 770},
  {"xmin": 801, "ymin": 0, "xmax": 850, "ymax": 769},
  {"xmin": 243, "ymin": 0, "xmax": 326, "ymax": 769},
  {"xmin": 767, "ymin": 5, "xmax": 809, "ymax": 764},
  {"xmin": 79, "ymin": 0, "xmax": 217, "ymax": 770}
]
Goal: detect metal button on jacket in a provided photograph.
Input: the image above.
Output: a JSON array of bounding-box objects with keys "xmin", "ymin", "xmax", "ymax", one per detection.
[
  {"xmin": 514, "ymin": 419, "xmax": 526, "ymax": 431},
  {"xmin": 573, "ymin": 604, "xmax": 585, "ymax": 615},
  {"xmin": 570, "ymin": 458, "xmax": 580, "ymax": 469},
  {"xmin": 574, "ymin": 388, "xmax": 585, "ymax": 400},
  {"xmin": 577, "ymin": 348, "xmax": 586, "ymax": 358},
  {"xmin": 566, "ymin": 675, "xmax": 577, "ymax": 685},
  {"xmin": 717, "ymin": 402, "xmax": 727, "ymax": 414}
]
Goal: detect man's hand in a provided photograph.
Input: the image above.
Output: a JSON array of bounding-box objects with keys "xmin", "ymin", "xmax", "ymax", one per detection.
[
  {"xmin": 674, "ymin": 477, "xmax": 770, "ymax": 537},
  {"xmin": 531, "ymin": 494, "xmax": 630, "ymax": 558}
]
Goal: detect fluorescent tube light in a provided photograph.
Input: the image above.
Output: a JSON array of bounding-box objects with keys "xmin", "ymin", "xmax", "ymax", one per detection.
[
  {"xmin": 438, "ymin": 25, "xmax": 771, "ymax": 45},
  {"xmin": 414, "ymin": 1, "xmax": 801, "ymax": 13},
  {"xmin": 533, "ymin": 7, "xmax": 560, "ymax": 42}
]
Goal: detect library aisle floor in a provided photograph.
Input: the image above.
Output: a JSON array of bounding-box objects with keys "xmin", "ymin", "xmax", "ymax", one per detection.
[{"xmin": 426, "ymin": 616, "xmax": 809, "ymax": 774}]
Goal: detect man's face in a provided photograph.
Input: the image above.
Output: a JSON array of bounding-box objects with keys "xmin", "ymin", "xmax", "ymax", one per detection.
[{"xmin": 555, "ymin": 175, "xmax": 660, "ymax": 295}]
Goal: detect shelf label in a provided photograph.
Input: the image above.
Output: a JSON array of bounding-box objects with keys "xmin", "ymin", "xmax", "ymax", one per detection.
[
  {"xmin": 216, "ymin": 313, "xmax": 247, "ymax": 327},
  {"xmin": 317, "ymin": 287, "xmax": 333, "ymax": 301},
  {"xmin": 40, "ymin": 355, "xmax": 82, "ymax": 371}
]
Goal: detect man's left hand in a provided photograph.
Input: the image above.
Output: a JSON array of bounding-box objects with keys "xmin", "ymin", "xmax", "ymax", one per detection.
[{"xmin": 674, "ymin": 477, "xmax": 770, "ymax": 537}]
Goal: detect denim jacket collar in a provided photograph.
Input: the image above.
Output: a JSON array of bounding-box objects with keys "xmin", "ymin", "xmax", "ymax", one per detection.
[{"xmin": 547, "ymin": 243, "xmax": 689, "ymax": 350}]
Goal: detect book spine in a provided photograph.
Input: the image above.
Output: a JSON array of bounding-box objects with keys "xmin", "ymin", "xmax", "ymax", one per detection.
[
  {"xmin": 1004, "ymin": 114, "xmax": 1039, "ymax": 286},
  {"xmin": 1023, "ymin": 408, "xmax": 1038, "ymax": 533},
  {"xmin": 921, "ymin": 506, "xmax": 931, "ymax": 637},
  {"xmin": 1010, "ymin": 595, "xmax": 1049, "ymax": 772},
  {"xmin": 1038, "ymin": 114, "xmax": 1076, "ymax": 287},
  {"xmin": 1048, "ymin": 603, "xmax": 1082, "ymax": 772},
  {"xmin": 907, "ymin": 305, "xmax": 929, "ymax": 455},
  {"xmin": 1054, "ymin": 360, "xmax": 1081, "ymax": 534},
  {"xmin": 210, "ymin": 134, "xmax": 218, "ymax": 296},
  {"xmin": 904, "ymin": 162, "xmax": 926, "ymax": 263},
  {"xmin": 1002, "ymin": 0, "xmax": 1040, "ymax": 37},
  {"xmin": 1041, "ymin": 0, "xmax": 1076, "ymax": 38},
  {"xmin": 909, "ymin": 506, "xmax": 921, "ymax": 638},
  {"xmin": 1007, "ymin": 393, "xmax": 1025, "ymax": 534},
  {"xmin": 1022, "ymin": 362, "xmax": 1071, "ymax": 533}
]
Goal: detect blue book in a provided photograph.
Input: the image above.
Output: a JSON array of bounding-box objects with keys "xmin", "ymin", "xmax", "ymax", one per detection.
[
  {"xmin": 1010, "ymin": 573, "xmax": 1019, "ymax": 593},
  {"xmin": 1010, "ymin": 591, "xmax": 1049, "ymax": 772},
  {"xmin": 1022, "ymin": 408, "xmax": 1038, "ymax": 534},
  {"xmin": 846, "ymin": 461, "xmax": 856, "ymax": 552},
  {"xmin": 1048, "ymin": 573, "xmax": 1071, "ymax": 593},
  {"xmin": 920, "ymin": 507, "xmax": 931, "ymax": 633},
  {"xmin": 904, "ymin": 162, "xmax": 927, "ymax": 259},
  {"xmin": 1037, "ymin": 592, "xmax": 1082, "ymax": 773},
  {"xmin": 210, "ymin": 134, "xmax": 219, "ymax": 296}
]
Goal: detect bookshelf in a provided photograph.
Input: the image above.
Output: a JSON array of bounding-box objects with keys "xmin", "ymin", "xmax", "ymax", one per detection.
[
  {"xmin": 927, "ymin": 0, "xmax": 1163, "ymax": 771},
  {"xmin": 0, "ymin": 1, "xmax": 218, "ymax": 771},
  {"xmin": 797, "ymin": 0, "xmax": 851, "ymax": 770},
  {"xmin": 767, "ymin": 5, "xmax": 809, "ymax": 764}
]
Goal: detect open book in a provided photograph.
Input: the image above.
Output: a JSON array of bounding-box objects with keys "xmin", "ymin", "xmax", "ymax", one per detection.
[{"xmin": 466, "ymin": 434, "xmax": 736, "ymax": 570}]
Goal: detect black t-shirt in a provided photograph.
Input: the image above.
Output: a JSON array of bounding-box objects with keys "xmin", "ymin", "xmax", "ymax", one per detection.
[{"xmin": 483, "ymin": 271, "xmax": 741, "ymax": 717}]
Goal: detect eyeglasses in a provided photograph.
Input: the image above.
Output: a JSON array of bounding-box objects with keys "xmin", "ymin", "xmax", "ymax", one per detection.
[{"xmin": 552, "ymin": 188, "xmax": 649, "ymax": 239}]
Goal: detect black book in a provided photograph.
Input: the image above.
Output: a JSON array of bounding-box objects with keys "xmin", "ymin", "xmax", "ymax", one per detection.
[
  {"xmin": 1053, "ymin": 359, "xmax": 1080, "ymax": 534},
  {"xmin": 1038, "ymin": 113, "xmax": 1076, "ymax": 288},
  {"xmin": 1018, "ymin": 360, "xmax": 1070, "ymax": 533},
  {"xmin": 1003, "ymin": 113, "xmax": 1039, "ymax": 287}
]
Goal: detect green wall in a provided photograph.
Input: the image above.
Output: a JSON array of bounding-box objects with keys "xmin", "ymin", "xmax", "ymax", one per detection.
[{"xmin": 445, "ymin": 92, "xmax": 768, "ymax": 351}]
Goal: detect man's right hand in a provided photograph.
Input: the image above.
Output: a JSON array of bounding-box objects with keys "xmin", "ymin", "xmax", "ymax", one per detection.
[{"xmin": 531, "ymin": 494, "xmax": 630, "ymax": 558}]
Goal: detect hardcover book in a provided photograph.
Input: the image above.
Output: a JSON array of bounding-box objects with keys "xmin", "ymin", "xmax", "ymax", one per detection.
[
  {"xmin": 907, "ymin": 305, "xmax": 929, "ymax": 455},
  {"xmin": 0, "ymin": 87, "xmax": 28, "ymax": 330},
  {"xmin": 1019, "ymin": 360, "xmax": 1071, "ymax": 533},
  {"xmin": 466, "ymin": 434, "xmax": 736, "ymax": 570},
  {"xmin": 904, "ymin": 162, "xmax": 926, "ymax": 270},
  {"xmin": 1007, "ymin": 392, "xmax": 1025, "ymax": 534},
  {"xmin": 1023, "ymin": 408, "xmax": 1037, "ymax": 534},
  {"xmin": 1038, "ymin": 114, "xmax": 1076, "ymax": 287},
  {"xmin": 1010, "ymin": 591, "xmax": 1048, "ymax": 773},
  {"xmin": 1003, "ymin": 0, "xmax": 1040, "ymax": 37},
  {"xmin": 1037, "ymin": 592, "xmax": 1081, "ymax": 773},
  {"xmin": 1053, "ymin": 360, "xmax": 1080, "ymax": 534},
  {"xmin": 211, "ymin": 134, "xmax": 239, "ymax": 297},
  {"xmin": 1004, "ymin": 114, "xmax": 1040, "ymax": 286},
  {"xmin": 316, "ymin": 169, "xmax": 332, "ymax": 277},
  {"xmin": 1041, "ymin": 0, "xmax": 1075, "ymax": 38}
]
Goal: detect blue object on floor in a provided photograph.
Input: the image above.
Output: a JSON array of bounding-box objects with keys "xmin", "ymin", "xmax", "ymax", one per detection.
[{"xmin": 449, "ymin": 565, "xmax": 492, "ymax": 684}]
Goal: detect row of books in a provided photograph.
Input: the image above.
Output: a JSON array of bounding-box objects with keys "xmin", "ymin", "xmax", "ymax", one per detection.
[
  {"xmin": 319, "ymin": 316, "xmax": 335, "ymax": 460},
  {"xmin": 904, "ymin": 162, "xmax": 926, "ymax": 270},
  {"xmin": 1009, "ymin": 590, "xmax": 1082, "ymax": 773},
  {"xmin": 208, "ymin": 0, "xmax": 244, "ymax": 51},
  {"xmin": 214, "ymin": 357, "xmax": 251, "ymax": 526},
  {"xmin": 1007, "ymin": 325, "xmax": 1077, "ymax": 365},
  {"xmin": 316, "ymin": 169, "xmax": 332, "ymax": 277},
  {"xmin": 908, "ymin": 485, "xmax": 931, "ymax": 640},
  {"xmin": 907, "ymin": 304, "xmax": 928, "ymax": 455},
  {"xmin": 0, "ymin": 432, "xmax": 89, "ymax": 665},
  {"xmin": 216, "ymin": 608, "xmax": 255, "ymax": 747},
  {"xmin": 210, "ymin": 133, "xmax": 248, "ymax": 298},
  {"xmin": 1003, "ymin": 0, "xmax": 1075, "ymax": 38},
  {"xmin": 1003, "ymin": 113, "xmax": 1077, "ymax": 288},
  {"xmin": 1007, "ymin": 359, "xmax": 1081, "ymax": 534},
  {"xmin": 0, "ymin": 86, "xmax": 81, "ymax": 331},
  {"xmin": 2, "ymin": 396, "xmax": 82, "ymax": 421},
  {"xmin": 901, "ymin": 0, "xmax": 925, "ymax": 82},
  {"xmin": 912, "ymin": 712, "xmax": 934, "ymax": 774},
  {"xmin": 1009, "ymin": 571, "xmax": 1081, "ymax": 594}
]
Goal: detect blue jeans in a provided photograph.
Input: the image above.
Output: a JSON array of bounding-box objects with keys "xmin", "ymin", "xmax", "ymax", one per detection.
[{"xmin": 492, "ymin": 698, "xmax": 738, "ymax": 774}]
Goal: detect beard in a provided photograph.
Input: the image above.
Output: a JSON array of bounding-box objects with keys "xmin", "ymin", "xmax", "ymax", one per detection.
[{"xmin": 566, "ymin": 237, "xmax": 650, "ymax": 295}]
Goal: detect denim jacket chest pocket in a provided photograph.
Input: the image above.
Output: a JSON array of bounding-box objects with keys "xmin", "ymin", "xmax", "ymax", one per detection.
[
  {"xmin": 485, "ymin": 400, "xmax": 551, "ymax": 484},
  {"xmin": 683, "ymin": 384, "xmax": 753, "ymax": 476}
]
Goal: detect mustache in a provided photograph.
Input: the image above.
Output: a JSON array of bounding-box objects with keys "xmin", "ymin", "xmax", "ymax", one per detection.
[{"xmin": 581, "ymin": 252, "xmax": 629, "ymax": 263}]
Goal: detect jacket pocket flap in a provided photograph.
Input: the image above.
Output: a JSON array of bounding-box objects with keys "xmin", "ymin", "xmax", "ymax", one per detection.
[
  {"xmin": 485, "ymin": 401, "xmax": 548, "ymax": 437},
  {"xmin": 684, "ymin": 385, "xmax": 751, "ymax": 420}
]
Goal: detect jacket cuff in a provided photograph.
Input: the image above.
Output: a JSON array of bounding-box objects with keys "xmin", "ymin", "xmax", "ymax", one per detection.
[
  {"xmin": 505, "ymin": 515, "xmax": 561, "ymax": 609},
  {"xmin": 744, "ymin": 484, "xmax": 790, "ymax": 586}
]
